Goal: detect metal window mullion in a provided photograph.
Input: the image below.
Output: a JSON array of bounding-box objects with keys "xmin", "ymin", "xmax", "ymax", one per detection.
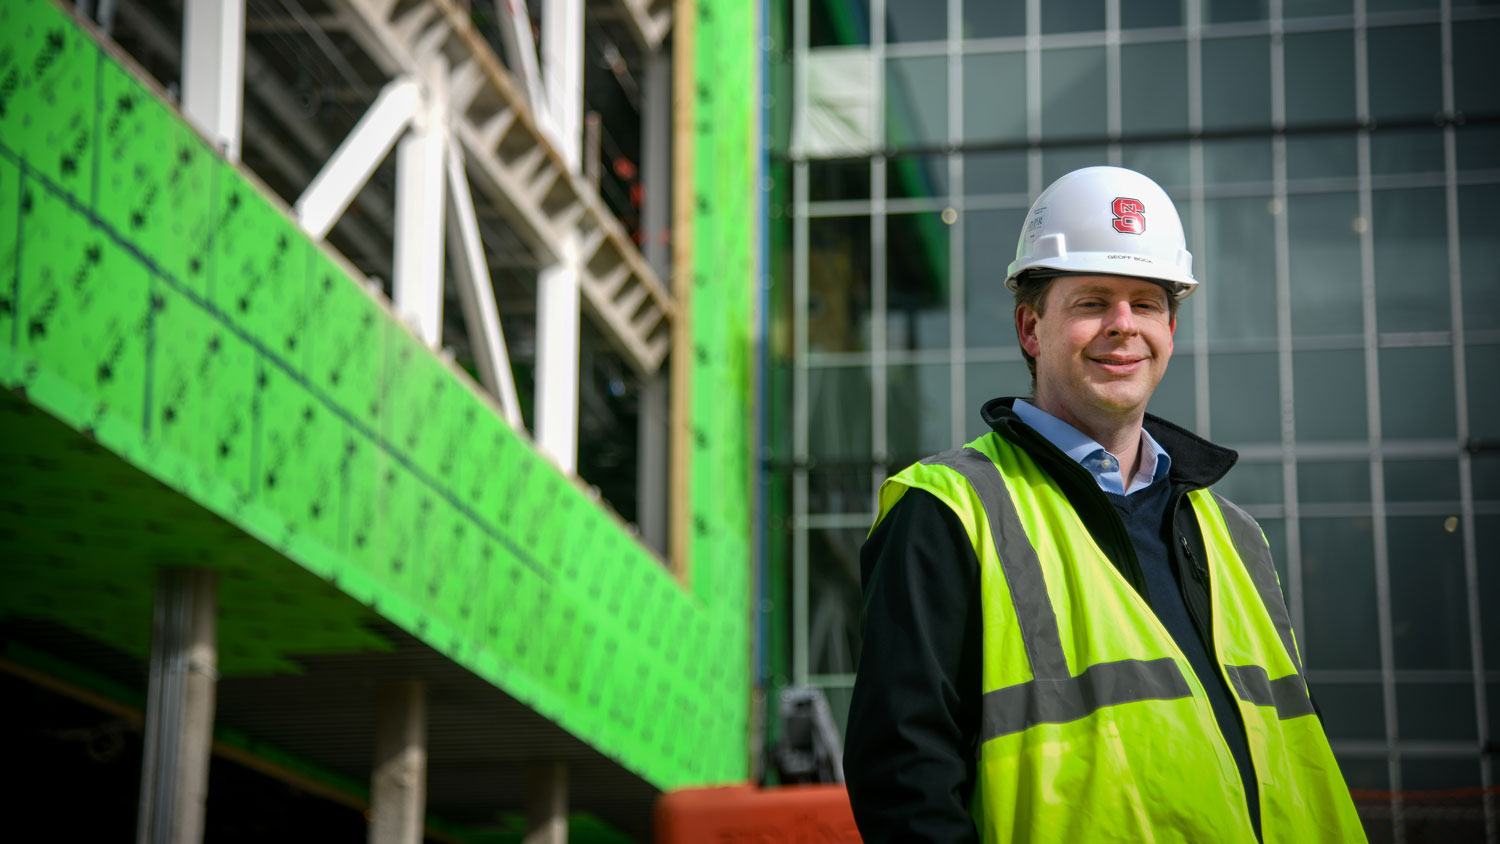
[
  {"xmin": 1189, "ymin": 0, "xmax": 1211, "ymax": 441},
  {"xmin": 873, "ymin": 0, "xmax": 888, "ymax": 480},
  {"xmin": 1267, "ymin": 0, "xmax": 1307, "ymax": 680},
  {"xmin": 949, "ymin": 0, "xmax": 966, "ymax": 448},
  {"xmin": 1353, "ymin": 2, "xmax": 1405, "ymax": 835},
  {"xmin": 1441, "ymin": 0, "xmax": 1495, "ymax": 837},
  {"xmin": 1105, "ymin": 0, "xmax": 1122, "ymax": 167},
  {"xmin": 1026, "ymin": 0, "xmax": 1042, "ymax": 191},
  {"xmin": 790, "ymin": 0, "xmax": 810, "ymax": 681}
]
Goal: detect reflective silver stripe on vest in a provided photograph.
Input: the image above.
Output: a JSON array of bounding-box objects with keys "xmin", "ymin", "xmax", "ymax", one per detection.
[
  {"xmin": 923, "ymin": 447, "xmax": 1192, "ymax": 742},
  {"xmin": 1225, "ymin": 664, "xmax": 1317, "ymax": 720}
]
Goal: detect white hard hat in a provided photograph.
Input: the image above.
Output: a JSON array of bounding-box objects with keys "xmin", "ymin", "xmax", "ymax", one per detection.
[{"xmin": 1005, "ymin": 166, "xmax": 1198, "ymax": 300}]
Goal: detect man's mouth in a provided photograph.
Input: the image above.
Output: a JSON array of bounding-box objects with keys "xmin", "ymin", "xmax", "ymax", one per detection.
[{"xmin": 1090, "ymin": 355, "xmax": 1146, "ymax": 375}]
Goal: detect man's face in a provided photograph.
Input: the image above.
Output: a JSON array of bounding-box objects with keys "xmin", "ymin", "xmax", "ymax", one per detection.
[{"xmin": 1017, "ymin": 274, "xmax": 1176, "ymax": 428}]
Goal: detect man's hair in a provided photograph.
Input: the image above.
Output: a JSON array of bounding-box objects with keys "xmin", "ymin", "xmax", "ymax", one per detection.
[{"xmin": 1012, "ymin": 271, "xmax": 1181, "ymax": 393}]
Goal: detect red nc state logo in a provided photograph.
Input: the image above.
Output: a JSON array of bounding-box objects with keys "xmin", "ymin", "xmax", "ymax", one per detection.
[{"xmin": 1111, "ymin": 197, "xmax": 1146, "ymax": 234}]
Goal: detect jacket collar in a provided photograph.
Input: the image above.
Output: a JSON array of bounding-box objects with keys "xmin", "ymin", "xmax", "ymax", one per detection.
[{"xmin": 980, "ymin": 397, "xmax": 1238, "ymax": 490}]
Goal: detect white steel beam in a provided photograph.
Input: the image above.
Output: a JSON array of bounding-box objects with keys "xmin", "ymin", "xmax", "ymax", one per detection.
[
  {"xmin": 446, "ymin": 145, "xmax": 525, "ymax": 429},
  {"xmin": 613, "ymin": 0, "xmax": 673, "ymax": 52},
  {"xmin": 494, "ymin": 0, "xmax": 556, "ymax": 144},
  {"xmin": 181, "ymin": 0, "xmax": 245, "ymax": 161},
  {"xmin": 542, "ymin": 0, "xmax": 584, "ymax": 168},
  {"xmin": 535, "ymin": 259, "xmax": 581, "ymax": 473},
  {"xmin": 370, "ymin": 682, "xmax": 427, "ymax": 844},
  {"xmin": 295, "ymin": 77, "xmax": 420, "ymax": 241},
  {"xmin": 393, "ymin": 62, "xmax": 448, "ymax": 348}
]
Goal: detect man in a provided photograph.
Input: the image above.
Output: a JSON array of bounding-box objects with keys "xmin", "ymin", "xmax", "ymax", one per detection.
[{"xmin": 843, "ymin": 166, "xmax": 1365, "ymax": 842}]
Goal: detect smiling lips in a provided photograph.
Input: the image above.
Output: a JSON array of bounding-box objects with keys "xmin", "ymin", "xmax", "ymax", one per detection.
[{"xmin": 1090, "ymin": 353, "xmax": 1147, "ymax": 375}]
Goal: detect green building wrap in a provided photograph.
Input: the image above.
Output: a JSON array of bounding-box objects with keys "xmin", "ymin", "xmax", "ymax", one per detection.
[{"xmin": 0, "ymin": 0, "xmax": 757, "ymax": 790}]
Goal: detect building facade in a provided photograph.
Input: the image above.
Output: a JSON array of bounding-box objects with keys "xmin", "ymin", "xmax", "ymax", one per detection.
[{"xmin": 765, "ymin": 0, "xmax": 1500, "ymax": 838}]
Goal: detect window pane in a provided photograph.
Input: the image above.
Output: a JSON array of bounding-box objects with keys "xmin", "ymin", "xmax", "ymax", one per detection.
[
  {"xmin": 963, "ymin": 0, "xmax": 1024, "ymax": 39},
  {"xmin": 1379, "ymin": 346, "xmax": 1455, "ymax": 440},
  {"xmin": 1287, "ymin": 134, "xmax": 1358, "ymax": 181},
  {"xmin": 887, "ymin": 57, "xmax": 948, "ymax": 148},
  {"xmin": 1454, "ymin": 19, "xmax": 1500, "ymax": 117},
  {"xmin": 809, "ymin": 367, "xmax": 872, "ymax": 460},
  {"xmin": 1203, "ymin": 137, "xmax": 1273, "ymax": 186},
  {"xmin": 1468, "ymin": 344, "xmax": 1500, "ymax": 441},
  {"xmin": 1368, "ymin": 0, "xmax": 1438, "ymax": 9},
  {"xmin": 1457, "ymin": 125, "xmax": 1500, "ymax": 172},
  {"xmin": 1284, "ymin": 30, "xmax": 1356, "ymax": 128},
  {"xmin": 1383, "ymin": 460, "xmax": 1459, "ymax": 502},
  {"xmin": 1123, "ymin": 1, "xmax": 1184, "ymax": 28},
  {"xmin": 1216, "ymin": 461, "xmax": 1284, "ymax": 506},
  {"xmin": 1042, "ymin": 0, "xmax": 1105, "ymax": 34},
  {"xmin": 810, "ymin": 159, "xmax": 871, "ymax": 201},
  {"xmin": 964, "ymin": 150, "xmax": 1028, "ymax": 196},
  {"xmin": 1301, "ymin": 517, "xmax": 1380, "ymax": 670},
  {"xmin": 1204, "ymin": 197, "xmax": 1278, "ymax": 340},
  {"xmin": 1122, "ymin": 42, "xmax": 1190, "ymax": 135},
  {"xmin": 1041, "ymin": 47, "xmax": 1107, "ymax": 140},
  {"xmin": 1042, "ymin": 146, "xmax": 1109, "ymax": 184},
  {"xmin": 888, "ymin": 212, "xmax": 951, "ymax": 351},
  {"xmin": 1458, "ymin": 185, "xmax": 1500, "ymax": 331},
  {"xmin": 1294, "ymin": 350, "xmax": 1369, "ymax": 442},
  {"xmin": 1316, "ymin": 682, "xmax": 1386, "ymax": 740},
  {"xmin": 1209, "ymin": 353, "xmax": 1280, "ymax": 444},
  {"xmin": 1474, "ymin": 455, "xmax": 1500, "ymax": 501},
  {"xmin": 1398, "ymin": 682, "xmax": 1476, "ymax": 741},
  {"xmin": 1121, "ymin": 142, "xmax": 1192, "ymax": 192},
  {"xmin": 1480, "ymin": 516, "xmax": 1500, "ymax": 672},
  {"xmin": 963, "ymin": 52, "xmax": 1027, "ymax": 144},
  {"xmin": 1298, "ymin": 460, "xmax": 1370, "ymax": 504},
  {"xmin": 803, "ymin": 51, "xmax": 877, "ymax": 157},
  {"xmin": 887, "ymin": 153, "xmax": 948, "ymax": 199},
  {"xmin": 1370, "ymin": 128, "xmax": 1445, "ymax": 177},
  {"xmin": 1284, "ymin": 0, "xmax": 1352, "ymax": 15},
  {"xmin": 889, "ymin": 363, "xmax": 953, "ymax": 461},
  {"xmin": 1373, "ymin": 187, "xmax": 1449, "ymax": 333},
  {"xmin": 1149, "ymin": 352, "xmax": 1196, "ymax": 431},
  {"xmin": 887, "ymin": 0, "xmax": 946, "ymax": 43},
  {"xmin": 1401, "ymin": 758, "xmax": 1480, "ymax": 792},
  {"xmin": 1289, "ymin": 192, "xmax": 1363, "ymax": 338},
  {"xmin": 1203, "ymin": 36, "xmax": 1271, "ymax": 131},
  {"xmin": 809, "ymin": 468, "xmax": 874, "ymax": 514},
  {"xmin": 964, "ymin": 208, "xmax": 1025, "ymax": 351},
  {"xmin": 809, "ymin": 215, "xmax": 872, "ymax": 353},
  {"xmin": 810, "ymin": 0, "xmax": 871, "ymax": 47},
  {"xmin": 1369, "ymin": 25, "xmax": 1442, "ymax": 122},
  {"xmin": 808, "ymin": 526, "xmax": 865, "ymax": 674},
  {"xmin": 1389, "ymin": 515, "xmax": 1469, "ymax": 670},
  {"xmin": 965, "ymin": 362, "xmax": 1030, "ymax": 440},
  {"xmin": 1207, "ymin": 0, "xmax": 1269, "ymax": 23}
]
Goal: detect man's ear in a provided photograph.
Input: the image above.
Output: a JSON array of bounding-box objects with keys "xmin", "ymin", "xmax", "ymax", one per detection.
[{"xmin": 1016, "ymin": 305, "xmax": 1042, "ymax": 358}]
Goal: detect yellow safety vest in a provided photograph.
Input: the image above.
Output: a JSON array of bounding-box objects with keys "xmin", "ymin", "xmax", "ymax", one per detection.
[{"xmin": 877, "ymin": 434, "xmax": 1367, "ymax": 843}]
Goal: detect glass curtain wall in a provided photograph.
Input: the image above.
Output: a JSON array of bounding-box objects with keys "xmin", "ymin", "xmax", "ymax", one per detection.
[{"xmin": 766, "ymin": 0, "xmax": 1500, "ymax": 838}]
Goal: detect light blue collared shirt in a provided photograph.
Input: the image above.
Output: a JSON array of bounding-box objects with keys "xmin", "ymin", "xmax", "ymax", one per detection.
[{"xmin": 1012, "ymin": 399, "xmax": 1172, "ymax": 496}]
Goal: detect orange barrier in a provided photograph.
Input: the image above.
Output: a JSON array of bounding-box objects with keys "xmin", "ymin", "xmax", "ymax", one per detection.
[{"xmin": 653, "ymin": 783, "xmax": 862, "ymax": 843}]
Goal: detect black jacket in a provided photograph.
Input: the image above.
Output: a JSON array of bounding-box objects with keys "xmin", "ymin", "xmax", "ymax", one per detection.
[{"xmin": 843, "ymin": 398, "xmax": 1253, "ymax": 843}]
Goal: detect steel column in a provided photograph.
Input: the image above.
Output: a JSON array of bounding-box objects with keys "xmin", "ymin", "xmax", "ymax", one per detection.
[
  {"xmin": 636, "ymin": 49, "xmax": 672, "ymax": 552},
  {"xmin": 523, "ymin": 762, "xmax": 568, "ymax": 844},
  {"xmin": 534, "ymin": 0, "xmax": 585, "ymax": 472},
  {"xmin": 137, "ymin": 569, "xmax": 219, "ymax": 844},
  {"xmin": 181, "ymin": 0, "xmax": 245, "ymax": 161},
  {"xmin": 369, "ymin": 682, "xmax": 427, "ymax": 844},
  {"xmin": 393, "ymin": 61, "xmax": 449, "ymax": 347}
]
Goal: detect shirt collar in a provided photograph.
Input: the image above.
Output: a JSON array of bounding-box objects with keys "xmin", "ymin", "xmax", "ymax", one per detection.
[{"xmin": 1012, "ymin": 399, "xmax": 1172, "ymax": 495}]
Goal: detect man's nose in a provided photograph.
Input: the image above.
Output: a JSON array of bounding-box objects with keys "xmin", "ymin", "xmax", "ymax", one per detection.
[{"xmin": 1104, "ymin": 301, "xmax": 1138, "ymax": 336}]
